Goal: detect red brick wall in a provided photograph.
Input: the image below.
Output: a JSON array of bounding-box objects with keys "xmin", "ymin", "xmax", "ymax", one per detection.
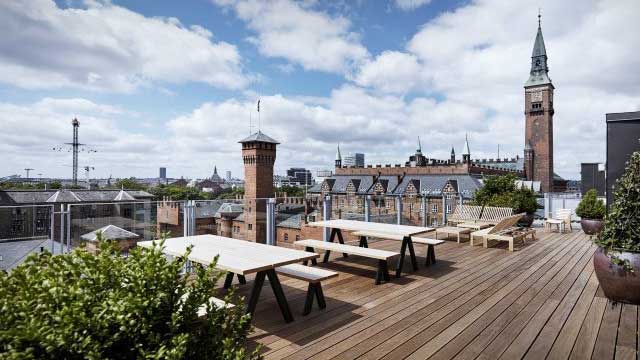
[{"xmin": 524, "ymin": 85, "xmax": 554, "ymax": 192}]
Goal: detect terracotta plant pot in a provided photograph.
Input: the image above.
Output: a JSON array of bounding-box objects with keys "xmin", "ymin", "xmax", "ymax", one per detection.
[
  {"xmin": 593, "ymin": 247, "xmax": 640, "ymax": 304},
  {"xmin": 580, "ymin": 218, "xmax": 604, "ymax": 235},
  {"xmin": 517, "ymin": 213, "xmax": 535, "ymax": 227}
]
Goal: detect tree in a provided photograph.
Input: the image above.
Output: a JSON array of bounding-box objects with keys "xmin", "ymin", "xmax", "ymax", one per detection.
[
  {"xmin": 113, "ymin": 178, "xmax": 149, "ymax": 191},
  {"xmin": 0, "ymin": 234, "xmax": 260, "ymax": 359},
  {"xmin": 150, "ymin": 185, "xmax": 212, "ymax": 201},
  {"xmin": 275, "ymin": 185, "xmax": 305, "ymax": 198},
  {"xmin": 596, "ymin": 152, "xmax": 640, "ymax": 261},
  {"xmin": 215, "ymin": 187, "xmax": 245, "ymax": 200},
  {"xmin": 473, "ymin": 174, "xmax": 539, "ymax": 214}
]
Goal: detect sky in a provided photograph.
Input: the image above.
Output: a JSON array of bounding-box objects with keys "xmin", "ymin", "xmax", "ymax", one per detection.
[{"xmin": 1, "ymin": 0, "xmax": 639, "ymax": 181}]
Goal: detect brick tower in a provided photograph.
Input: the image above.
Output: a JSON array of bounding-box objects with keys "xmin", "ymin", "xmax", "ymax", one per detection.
[
  {"xmin": 240, "ymin": 130, "xmax": 279, "ymax": 243},
  {"xmin": 524, "ymin": 15, "xmax": 554, "ymax": 192}
]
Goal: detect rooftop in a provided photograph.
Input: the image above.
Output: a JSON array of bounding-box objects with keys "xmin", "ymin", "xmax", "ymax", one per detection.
[{"xmin": 221, "ymin": 230, "xmax": 638, "ymax": 359}]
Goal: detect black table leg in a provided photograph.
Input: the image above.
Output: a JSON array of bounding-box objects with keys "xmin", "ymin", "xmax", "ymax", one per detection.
[
  {"xmin": 266, "ymin": 269, "xmax": 294, "ymax": 323},
  {"xmin": 376, "ymin": 259, "xmax": 390, "ymax": 285},
  {"xmin": 223, "ymin": 272, "xmax": 234, "ymax": 289},
  {"xmin": 304, "ymin": 246, "xmax": 318, "ymax": 265},
  {"xmin": 407, "ymin": 237, "xmax": 418, "ymax": 271},
  {"xmin": 426, "ymin": 244, "xmax": 436, "ymax": 265},
  {"xmin": 238, "ymin": 274, "xmax": 247, "ymax": 284},
  {"xmin": 359, "ymin": 235, "xmax": 369, "ymax": 248},
  {"xmin": 335, "ymin": 229, "xmax": 348, "ymax": 257},
  {"xmin": 245, "ymin": 271, "xmax": 266, "ymax": 318}
]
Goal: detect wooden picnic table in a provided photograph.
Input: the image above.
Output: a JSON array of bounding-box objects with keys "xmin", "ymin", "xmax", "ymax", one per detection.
[
  {"xmin": 306, "ymin": 219, "xmax": 434, "ymax": 277},
  {"xmin": 138, "ymin": 235, "xmax": 318, "ymax": 323}
]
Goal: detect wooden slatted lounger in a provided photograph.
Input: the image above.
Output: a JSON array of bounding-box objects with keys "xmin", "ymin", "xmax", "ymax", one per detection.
[
  {"xmin": 478, "ymin": 206, "xmax": 514, "ymax": 225},
  {"xmin": 294, "ymin": 239, "xmax": 399, "ymax": 285},
  {"xmin": 447, "ymin": 205, "xmax": 483, "ymax": 225},
  {"xmin": 276, "ymin": 264, "xmax": 338, "ymax": 315},
  {"xmin": 484, "ymin": 227, "xmax": 537, "ymax": 251},
  {"xmin": 469, "ymin": 213, "xmax": 524, "ymax": 247},
  {"xmin": 351, "ymin": 230, "xmax": 444, "ymax": 266}
]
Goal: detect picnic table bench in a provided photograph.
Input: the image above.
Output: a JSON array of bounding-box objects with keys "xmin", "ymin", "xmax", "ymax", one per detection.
[
  {"xmin": 294, "ymin": 239, "xmax": 398, "ymax": 284},
  {"xmin": 139, "ymin": 235, "xmax": 318, "ymax": 323},
  {"xmin": 351, "ymin": 230, "xmax": 444, "ymax": 266},
  {"xmin": 307, "ymin": 220, "xmax": 434, "ymax": 278}
]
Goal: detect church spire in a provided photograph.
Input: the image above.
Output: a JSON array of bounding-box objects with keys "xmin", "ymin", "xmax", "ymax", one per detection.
[
  {"xmin": 335, "ymin": 144, "xmax": 342, "ymax": 168},
  {"xmin": 525, "ymin": 13, "xmax": 552, "ymax": 87},
  {"xmin": 416, "ymin": 136, "xmax": 422, "ymax": 153}
]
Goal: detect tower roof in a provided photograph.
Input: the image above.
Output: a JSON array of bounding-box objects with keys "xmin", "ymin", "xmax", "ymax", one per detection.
[
  {"xmin": 238, "ymin": 130, "xmax": 279, "ymax": 144},
  {"xmin": 462, "ymin": 134, "xmax": 470, "ymax": 155},
  {"xmin": 525, "ymin": 15, "xmax": 552, "ymax": 87},
  {"xmin": 451, "ymin": 146, "xmax": 455, "ymax": 155},
  {"xmin": 417, "ymin": 137, "xmax": 422, "ymax": 153},
  {"xmin": 335, "ymin": 145, "xmax": 342, "ymax": 161}
]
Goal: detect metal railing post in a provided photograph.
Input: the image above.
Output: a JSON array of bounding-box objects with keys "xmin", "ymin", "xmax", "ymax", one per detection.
[
  {"xmin": 66, "ymin": 204, "xmax": 71, "ymax": 253},
  {"xmin": 50, "ymin": 205, "xmax": 55, "ymax": 253},
  {"xmin": 364, "ymin": 195, "xmax": 371, "ymax": 222},
  {"xmin": 190, "ymin": 201, "xmax": 196, "ymax": 236},
  {"xmin": 396, "ymin": 196, "xmax": 403, "ymax": 225},
  {"xmin": 421, "ymin": 194, "xmax": 427, "ymax": 227},
  {"xmin": 59, "ymin": 204, "xmax": 65, "ymax": 254},
  {"xmin": 266, "ymin": 198, "xmax": 276, "ymax": 246},
  {"xmin": 323, "ymin": 195, "xmax": 331, "ymax": 242},
  {"xmin": 442, "ymin": 195, "xmax": 447, "ymax": 225}
]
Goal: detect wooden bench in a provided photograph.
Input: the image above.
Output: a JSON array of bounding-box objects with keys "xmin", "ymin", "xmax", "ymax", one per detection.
[
  {"xmin": 351, "ymin": 230, "xmax": 444, "ymax": 266},
  {"xmin": 294, "ymin": 239, "xmax": 399, "ymax": 284},
  {"xmin": 276, "ymin": 264, "xmax": 338, "ymax": 315}
]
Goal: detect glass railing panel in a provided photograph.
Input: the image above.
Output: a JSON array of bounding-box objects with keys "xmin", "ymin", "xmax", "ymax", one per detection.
[{"xmin": 0, "ymin": 205, "xmax": 56, "ymax": 271}]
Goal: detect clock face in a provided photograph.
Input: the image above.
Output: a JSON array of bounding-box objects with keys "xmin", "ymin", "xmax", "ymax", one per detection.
[{"xmin": 531, "ymin": 91, "xmax": 543, "ymax": 102}]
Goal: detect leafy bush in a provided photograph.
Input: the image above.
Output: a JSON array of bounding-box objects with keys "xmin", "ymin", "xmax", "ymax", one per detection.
[
  {"xmin": 473, "ymin": 174, "xmax": 539, "ymax": 214},
  {"xmin": 575, "ymin": 189, "xmax": 605, "ymax": 219},
  {"xmin": 596, "ymin": 152, "xmax": 640, "ymax": 264},
  {"xmin": 0, "ymin": 234, "xmax": 260, "ymax": 359}
]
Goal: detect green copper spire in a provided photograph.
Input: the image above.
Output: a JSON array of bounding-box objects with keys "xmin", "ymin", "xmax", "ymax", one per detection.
[{"xmin": 525, "ymin": 13, "xmax": 552, "ymax": 87}]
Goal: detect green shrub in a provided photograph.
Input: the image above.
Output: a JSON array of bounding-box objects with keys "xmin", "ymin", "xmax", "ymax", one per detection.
[
  {"xmin": 575, "ymin": 189, "xmax": 605, "ymax": 219},
  {"xmin": 596, "ymin": 152, "xmax": 640, "ymax": 266},
  {"xmin": 0, "ymin": 234, "xmax": 260, "ymax": 359}
]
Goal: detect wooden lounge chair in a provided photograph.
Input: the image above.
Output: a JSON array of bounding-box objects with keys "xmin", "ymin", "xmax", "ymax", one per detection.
[
  {"xmin": 447, "ymin": 205, "xmax": 483, "ymax": 225},
  {"xmin": 484, "ymin": 227, "xmax": 537, "ymax": 252},
  {"xmin": 544, "ymin": 209, "xmax": 573, "ymax": 233},
  {"xmin": 469, "ymin": 213, "xmax": 524, "ymax": 247},
  {"xmin": 478, "ymin": 206, "xmax": 513, "ymax": 225}
]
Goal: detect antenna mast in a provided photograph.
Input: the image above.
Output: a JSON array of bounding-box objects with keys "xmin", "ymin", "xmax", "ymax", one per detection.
[
  {"xmin": 71, "ymin": 119, "xmax": 80, "ymax": 186},
  {"xmin": 24, "ymin": 168, "xmax": 34, "ymax": 179}
]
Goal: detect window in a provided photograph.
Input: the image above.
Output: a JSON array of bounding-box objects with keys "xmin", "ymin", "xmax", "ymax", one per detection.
[
  {"xmin": 446, "ymin": 204, "xmax": 452, "ymax": 214},
  {"xmin": 431, "ymin": 219, "xmax": 439, "ymax": 227},
  {"xmin": 432, "ymin": 204, "xmax": 438, "ymax": 213},
  {"xmin": 248, "ymin": 224, "xmax": 253, "ymax": 230},
  {"xmin": 531, "ymin": 102, "xmax": 542, "ymax": 110},
  {"xmin": 284, "ymin": 233, "xmax": 289, "ymax": 242}
]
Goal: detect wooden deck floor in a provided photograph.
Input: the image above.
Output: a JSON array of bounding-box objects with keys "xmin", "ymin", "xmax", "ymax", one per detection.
[{"xmin": 228, "ymin": 230, "xmax": 639, "ymax": 360}]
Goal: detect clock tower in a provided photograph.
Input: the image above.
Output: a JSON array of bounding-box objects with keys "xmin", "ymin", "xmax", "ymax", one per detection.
[{"xmin": 524, "ymin": 15, "xmax": 554, "ymax": 192}]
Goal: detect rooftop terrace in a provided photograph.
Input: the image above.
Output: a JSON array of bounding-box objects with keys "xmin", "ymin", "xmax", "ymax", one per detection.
[{"xmin": 226, "ymin": 230, "xmax": 638, "ymax": 359}]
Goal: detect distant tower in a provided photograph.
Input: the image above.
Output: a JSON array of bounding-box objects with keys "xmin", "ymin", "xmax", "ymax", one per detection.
[
  {"xmin": 524, "ymin": 14, "xmax": 555, "ymax": 192},
  {"xmin": 462, "ymin": 134, "xmax": 471, "ymax": 164},
  {"xmin": 159, "ymin": 167, "xmax": 167, "ymax": 179},
  {"xmin": 240, "ymin": 130, "xmax": 279, "ymax": 243},
  {"xmin": 335, "ymin": 145, "xmax": 342, "ymax": 168},
  {"xmin": 71, "ymin": 118, "xmax": 80, "ymax": 185},
  {"xmin": 450, "ymin": 146, "xmax": 456, "ymax": 163}
]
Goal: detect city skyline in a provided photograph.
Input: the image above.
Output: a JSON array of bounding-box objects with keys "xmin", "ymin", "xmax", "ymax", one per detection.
[{"xmin": 1, "ymin": 0, "xmax": 639, "ymax": 180}]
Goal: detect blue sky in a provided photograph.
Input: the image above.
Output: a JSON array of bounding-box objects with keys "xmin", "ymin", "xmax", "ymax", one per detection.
[{"xmin": 1, "ymin": 0, "xmax": 639, "ymax": 181}]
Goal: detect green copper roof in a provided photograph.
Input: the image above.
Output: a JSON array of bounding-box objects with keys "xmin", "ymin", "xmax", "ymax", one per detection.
[{"xmin": 525, "ymin": 19, "xmax": 552, "ymax": 87}]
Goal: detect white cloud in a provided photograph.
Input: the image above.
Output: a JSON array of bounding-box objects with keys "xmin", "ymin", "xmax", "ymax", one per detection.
[
  {"xmin": 352, "ymin": 0, "xmax": 640, "ymax": 178},
  {"xmin": 0, "ymin": 0, "xmax": 250, "ymax": 92},
  {"xmin": 0, "ymin": 98, "xmax": 164, "ymax": 178},
  {"xmin": 213, "ymin": 0, "xmax": 369, "ymax": 74},
  {"xmin": 354, "ymin": 51, "xmax": 426, "ymax": 94},
  {"xmin": 394, "ymin": 0, "xmax": 433, "ymax": 11}
]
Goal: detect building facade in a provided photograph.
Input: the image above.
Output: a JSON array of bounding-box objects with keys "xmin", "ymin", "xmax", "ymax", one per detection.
[{"xmin": 343, "ymin": 152, "xmax": 365, "ymax": 167}]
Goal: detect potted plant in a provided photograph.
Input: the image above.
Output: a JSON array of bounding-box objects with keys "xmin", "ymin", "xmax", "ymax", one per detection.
[
  {"xmin": 575, "ymin": 189, "xmax": 605, "ymax": 234},
  {"xmin": 593, "ymin": 151, "xmax": 640, "ymax": 304},
  {"xmin": 512, "ymin": 187, "xmax": 539, "ymax": 227}
]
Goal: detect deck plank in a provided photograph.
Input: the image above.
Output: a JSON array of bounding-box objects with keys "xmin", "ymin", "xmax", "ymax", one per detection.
[{"xmin": 228, "ymin": 230, "xmax": 640, "ymax": 360}]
